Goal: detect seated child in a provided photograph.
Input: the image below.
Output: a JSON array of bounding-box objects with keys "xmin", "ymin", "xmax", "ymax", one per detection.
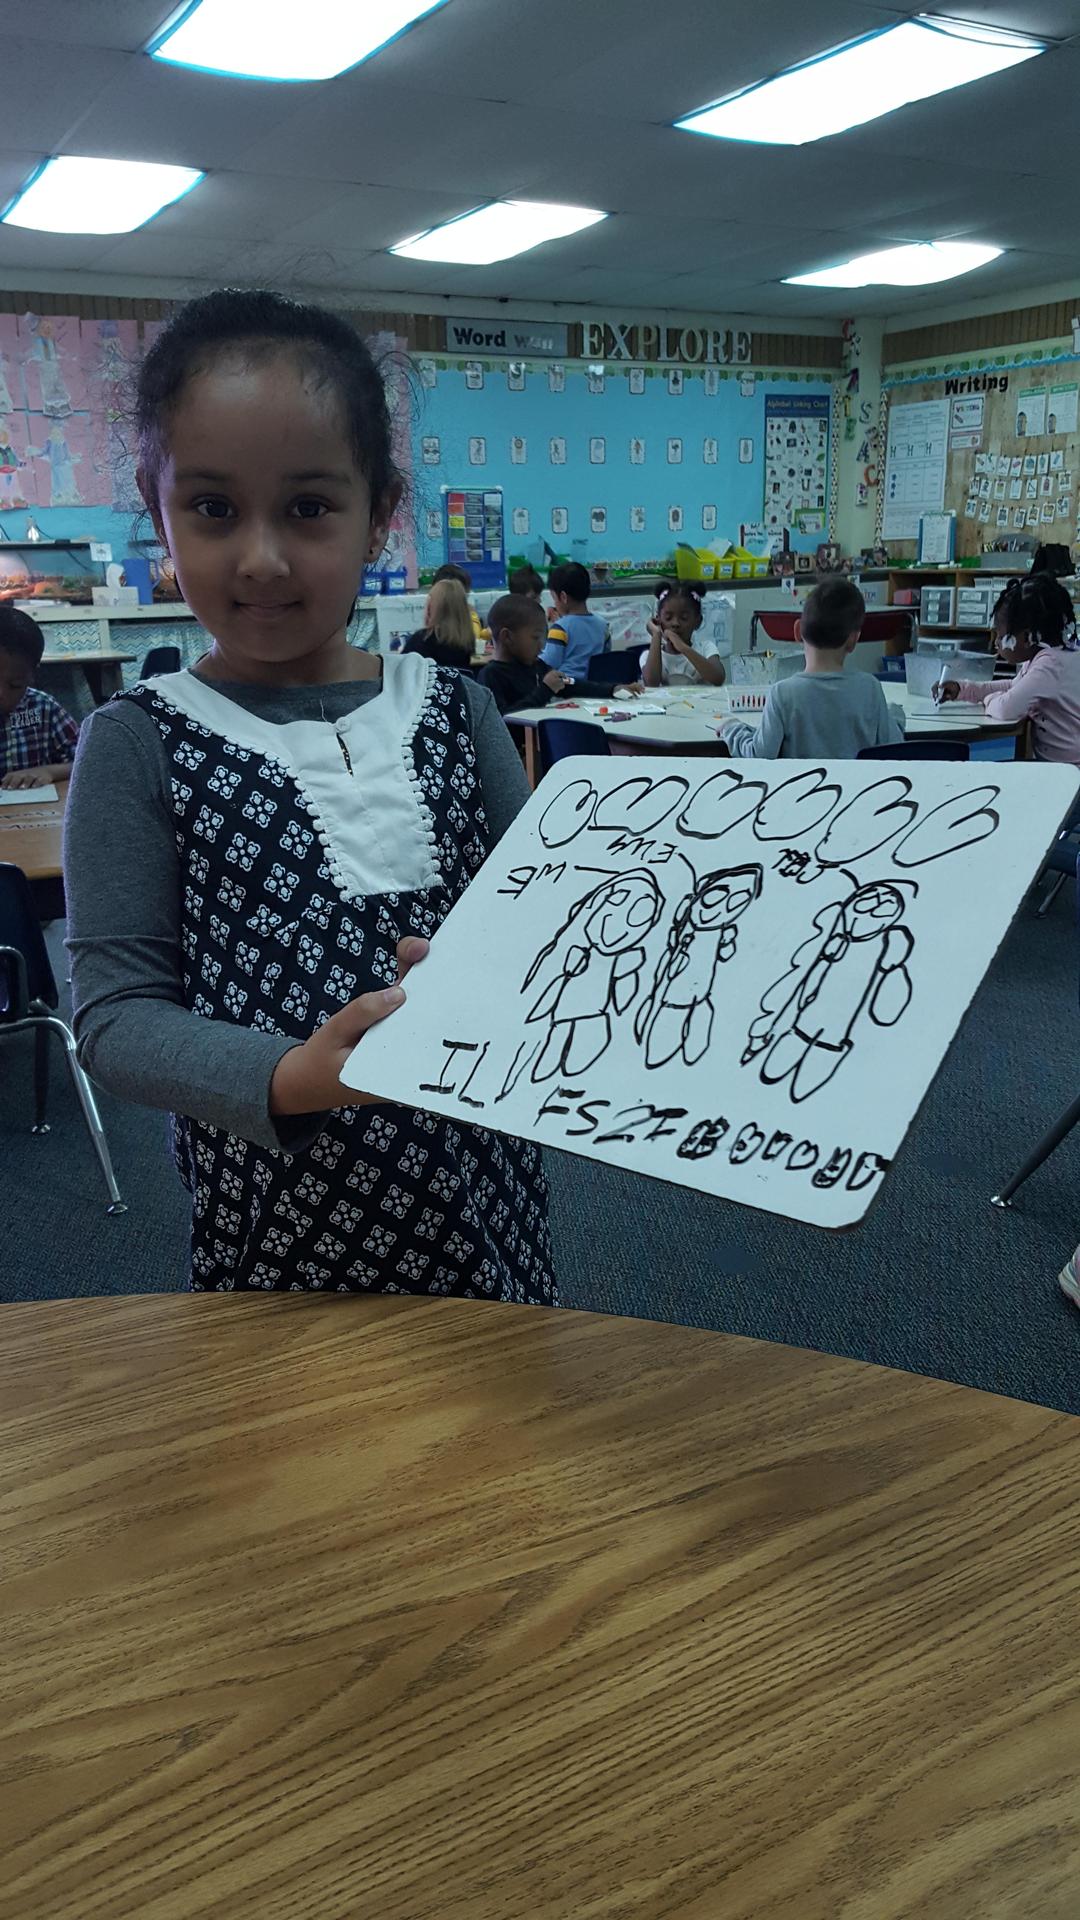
[
  {"xmin": 641, "ymin": 581, "xmax": 726, "ymax": 687},
  {"xmin": 722, "ymin": 579, "xmax": 904, "ymax": 759},
  {"xmin": 936, "ymin": 572, "xmax": 1080, "ymax": 763},
  {"xmin": 404, "ymin": 578, "xmax": 476, "ymax": 671},
  {"xmin": 0, "ymin": 604, "xmax": 79, "ymax": 790},
  {"xmin": 508, "ymin": 565, "xmax": 544, "ymax": 602},
  {"xmin": 433, "ymin": 561, "xmax": 484, "ymax": 642},
  {"xmin": 541, "ymin": 561, "xmax": 609, "ymax": 678},
  {"xmin": 480, "ymin": 593, "xmax": 610, "ymax": 715}
]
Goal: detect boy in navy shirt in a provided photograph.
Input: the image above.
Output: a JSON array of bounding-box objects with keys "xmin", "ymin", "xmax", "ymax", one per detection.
[{"xmin": 0, "ymin": 604, "xmax": 79, "ymax": 790}]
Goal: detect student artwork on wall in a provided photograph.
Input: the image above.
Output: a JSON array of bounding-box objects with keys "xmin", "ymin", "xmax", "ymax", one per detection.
[
  {"xmin": 418, "ymin": 359, "xmax": 437, "ymax": 388},
  {"xmin": 549, "ymin": 365, "xmax": 565, "ymax": 393},
  {"xmin": 702, "ymin": 504, "xmax": 717, "ymax": 530},
  {"xmin": 668, "ymin": 369, "xmax": 684, "ymax": 396},
  {"xmin": 591, "ymin": 506, "xmax": 607, "ymax": 534},
  {"xmin": 667, "ymin": 438, "xmax": 683, "ymax": 464},
  {"xmin": 628, "ymin": 368, "xmax": 645, "ymax": 395},
  {"xmin": 510, "ymin": 435, "xmax": 526, "ymax": 464},
  {"xmin": 422, "ymin": 436, "xmax": 440, "ymax": 465},
  {"xmin": 550, "ymin": 436, "xmax": 566, "ymax": 465},
  {"xmin": 551, "ymin": 507, "xmax": 568, "ymax": 534},
  {"xmin": 468, "ymin": 436, "xmax": 486, "ymax": 465},
  {"xmin": 507, "ymin": 362, "xmax": 526, "ymax": 391},
  {"xmin": 590, "ymin": 436, "xmax": 606, "ymax": 464},
  {"xmin": 512, "ymin": 507, "xmax": 529, "ymax": 535},
  {"xmin": 346, "ymin": 759, "xmax": 1078, "ymax": 1230},
  {"xmin": 587, "ymin": 367, "xmax": 605, "ymax": 395},
  {"xmin": 465, "ymin": 363, "xmax": 484, "ymax": 390},
  {"xmin": 668, "ymin": 505, "xmax": 683, "ymax": 531},
  {"xmin": 630, "ymin": 505, "xmax": 646, "ymax": 531},
  {"xmin": 630, "ymin": 437, "xmax": 645, "ymax": 464}
]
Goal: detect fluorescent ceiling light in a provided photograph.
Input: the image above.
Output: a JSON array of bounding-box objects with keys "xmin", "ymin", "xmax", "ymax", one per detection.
[
  {"xmin": 676, "ymin": 15, "xmax": 1044, "ymax": 145},
  {"xmin": 151, "ymin": 0, "xmax": 448, "ymax": 82},
  {"xmin": 391, "ymin": 201, "xmax": 607, "ymax": 265},
  {"xmin": 785, "ymin": 241, "xmax": 1003, "ymax": 288},
  {"xmin": 3, "ymin": 156, "xmax": 203, "ymax": 234}
]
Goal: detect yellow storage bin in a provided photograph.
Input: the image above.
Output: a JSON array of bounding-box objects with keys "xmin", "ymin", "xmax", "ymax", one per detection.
[
  {"xmin": 675, "ymin": 543, "xmax": 721, "ymax": 582},
  {"xmin": 729, "ymin": 545, "xmax": 771, "ymax": 579}
]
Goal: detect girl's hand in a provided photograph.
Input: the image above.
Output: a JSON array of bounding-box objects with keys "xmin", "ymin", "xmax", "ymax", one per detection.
[
  {"xmin": 934, "ymin": 680, "xmax": 960, "ymax": 703},
  {"xmin": 269, "ymin": 936, "xmax": 429, "ymax": 1116},
  {"xmin": 543, "ymin": 669, "xmax": 568, "ymax": 692},
  {"xmin": 646, "ymin": 617, "xmax": 662, "ymax": 643},
  {"xmin": 613, "ymin": 680, "xmax": 645, "ymax": 695}
]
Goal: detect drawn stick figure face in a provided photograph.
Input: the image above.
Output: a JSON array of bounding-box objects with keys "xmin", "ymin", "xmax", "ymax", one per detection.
[
  {"xmin": 690, "ymin": 866, "xmax": 763, "ymax": 931},
  {"xmin": 583, "ymin": 874, "xmax": 662, "ymax": 953},
  {"xmin": 845, "ymin": 882, "xmax": 906, "ymax": 938}
]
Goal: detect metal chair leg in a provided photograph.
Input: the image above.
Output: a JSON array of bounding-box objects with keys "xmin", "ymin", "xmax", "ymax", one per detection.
[
  {"xmin": 31, "ymin": 1022, "xmax": 50, "ymax": 1133},
  {"xmin": 38, "ymin": 1015, "xmax": 128, "ymax": 1215},
  {"xmin": 1036, "ymin": 869, "xmax": 1069, "ymax": 918},
  {"xmin": 991, "ymin": 1088, "xmax": 1080, "ymax": 1209}
]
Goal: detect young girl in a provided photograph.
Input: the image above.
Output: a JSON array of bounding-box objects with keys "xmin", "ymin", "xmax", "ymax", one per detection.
[
  {"xmin": 936, "ymin": 572, "xmax": 1080, "ymax": 763},
  {"xmin": 403, "ymin": 577, "xmax": 476, "ymax": 671},
  {"xmin": 65, "ymin": 289, "xmax": 554, "ymax": 1303},
  {"xmin": 641, "ymin": 582, "xmax": 726, "ymax": 689}
]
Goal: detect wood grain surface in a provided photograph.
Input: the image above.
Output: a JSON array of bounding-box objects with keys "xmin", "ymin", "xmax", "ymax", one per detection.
[
  {"xmin": 3, "ymin": 1292, "xmax": 1080, "ymax": 1920},
  {"xmin": 0, "ymin": 792, "xmax": 65, "ymax": 880}
]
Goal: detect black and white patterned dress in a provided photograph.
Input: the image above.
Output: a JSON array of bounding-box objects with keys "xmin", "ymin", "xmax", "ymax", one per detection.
[{"xmin": 118, "ymin": 658, "xmax": 555, "ymax": 1302}]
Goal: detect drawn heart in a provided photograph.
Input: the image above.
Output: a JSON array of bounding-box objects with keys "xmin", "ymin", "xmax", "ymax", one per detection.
[
  {"xmin": 753, "ymin": 767, "xmax": 841, "ymax": 842},
  {"xmin": 593, "ymin": 774, "xmax": 690, "ymax": 835},
  {"xmin": 814, "ymin": 777, "xmax": 917, "ymax": 866},
  {"xmin": 892, "ymin": 786, "xmax": 1000, "ymax": 868},
  {"xmin": 538, "ymin": 777, "xmax": 597, "ymax": 849},
  {"xmin": 677, "ymin": 770, "xmax": 766, "ymax": 840}
]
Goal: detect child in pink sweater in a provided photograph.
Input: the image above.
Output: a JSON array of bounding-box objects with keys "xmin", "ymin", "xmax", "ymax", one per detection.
[{"xmin": 936, "ymin": 572, "xmax": 1080, "ymax": 763}]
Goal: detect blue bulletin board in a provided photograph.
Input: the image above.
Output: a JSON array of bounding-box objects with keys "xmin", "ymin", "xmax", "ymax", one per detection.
[{"xmin": 411, "ymin": 360, "xmax": 834, "ymax": 574}]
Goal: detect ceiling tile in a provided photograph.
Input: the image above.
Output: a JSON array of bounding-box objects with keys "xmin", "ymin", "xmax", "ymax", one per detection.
[
  {"xmin": 0, "ymin": 40, "xmax": 134, "ymax": 150},
  {"xmin": 0, "ymin": 1, "xmax": 173, "ymax": 49},
  {"xmin": 55, "ymin": 54, "xmax": 301, "ymax": 170},
  {"xmin": 276, "ymin": 183, "xmax": 484, "ymax": 253},
  {"xmin": 0, "ymin": 226, "xmax": 117, "ymax": 272},
  {"xmin": 133, "ymin": 171, "xmax": 352, "ymax": 243}
]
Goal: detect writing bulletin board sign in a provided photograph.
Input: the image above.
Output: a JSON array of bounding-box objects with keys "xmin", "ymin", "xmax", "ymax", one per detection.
[
  {"xmin": 442, "ymin": 485, "xmax": 505, "ymax": 588},
  {"xmin": 345, "ymin": 757, "xmax": 1077, "ymax": 1231}
]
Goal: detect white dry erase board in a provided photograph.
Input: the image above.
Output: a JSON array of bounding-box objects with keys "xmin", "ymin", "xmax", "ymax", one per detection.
[{"xmin": 344, "ymin": 759, "xmax": 1078, "ymax": 1229}]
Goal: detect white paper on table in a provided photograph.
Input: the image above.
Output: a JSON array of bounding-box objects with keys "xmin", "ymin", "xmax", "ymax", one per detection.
[
  {"xmin": 344, "ymin": 758, "xmax": 1078, "ymax": 1230},
  {"xmin": 0, "ymin": 783, "xmax": 58, "ymax": 805}
]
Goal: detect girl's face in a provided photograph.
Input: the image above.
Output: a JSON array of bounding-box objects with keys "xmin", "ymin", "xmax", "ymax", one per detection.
[
  {"xmin": 993, "ymin": 613, "xmax": 1037, "ymax": 663},
  {"xmin": 660, "ymin": 597, "xmax": 701, "ymax": 648},
  {"xmin": 147, "ymin": 351, "xmax": 395, "ymax": 683}
]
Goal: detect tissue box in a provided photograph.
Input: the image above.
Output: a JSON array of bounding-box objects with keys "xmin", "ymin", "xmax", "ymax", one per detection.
[{"xmin": 91, "ymin": 585, "xmax": 139, "ymax": 608}]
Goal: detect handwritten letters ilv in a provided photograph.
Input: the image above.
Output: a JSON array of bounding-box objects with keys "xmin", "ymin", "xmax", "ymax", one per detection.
[{"xmin": 345, "ymin": 759, "xmax": 1078, "ymax": 1228}]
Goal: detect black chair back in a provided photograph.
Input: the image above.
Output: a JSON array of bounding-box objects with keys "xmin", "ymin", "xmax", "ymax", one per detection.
[
  {"xmin": 536, "ymin": 718, "xmax": 612, "ymax": 779},
  {"xmin": 583, "ymin": 647, "xmax": 641, "ymax": 687},
  {"xmin": 140, "ymin": 644, "xmax": 181, "ymax": 679},
  {"xmin": 0, "ymin": 862, "xmax": 57, "ymax": 1018},
  {"xmin": 857, "ymin": 741, "xmax": 970, "ymax": 762}
]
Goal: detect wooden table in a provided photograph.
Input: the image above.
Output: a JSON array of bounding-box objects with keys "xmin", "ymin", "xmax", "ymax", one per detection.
[
  {"xmin": 4, "ymin": 1292, "xmax": 1080, "ymax": 1920},
  {"xmin": 40, "ymin": 647, "xmax": 135, "ymax": 704},
  {"xmin": 508, "ymin": 685, "xmax": 1025, "ymax": 787},
  {"xmin": 0, "ymin": 783, "xmax": 65, "ymax": 902}
]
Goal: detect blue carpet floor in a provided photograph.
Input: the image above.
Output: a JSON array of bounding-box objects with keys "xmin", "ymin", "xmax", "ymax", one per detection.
[{"xmin": 3, "ymin": 906, "xmax": 1079, "ymax": 1412}]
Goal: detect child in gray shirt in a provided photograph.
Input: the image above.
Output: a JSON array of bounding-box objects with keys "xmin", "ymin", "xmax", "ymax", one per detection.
[{"xmin": 722, "ymin": 578, "xmax": 904, "ymax": 759}]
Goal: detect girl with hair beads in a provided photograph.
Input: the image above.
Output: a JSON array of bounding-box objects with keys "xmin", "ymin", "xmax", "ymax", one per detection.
[
  {"xmin": 64, "ymin": 289, "xmax": 554, "ymax": 1303},
  {"xmin": 936, "ymin": 572, "xmax": 1080, "ymax": 764},
  {"xmin": 641, "ymin": 581, "xmax": 726, "ymax": 688}
]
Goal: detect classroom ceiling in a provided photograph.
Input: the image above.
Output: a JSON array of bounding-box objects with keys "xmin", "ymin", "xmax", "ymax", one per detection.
[{"xmin": 0, "ymin": 0, "xmax": 1076, "ymax": 322}]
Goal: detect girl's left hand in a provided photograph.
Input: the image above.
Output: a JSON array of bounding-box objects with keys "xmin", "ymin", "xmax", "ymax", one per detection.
[{"xmin": 270, "ymin": 937, "xmax": 429, "ymax": 1115}]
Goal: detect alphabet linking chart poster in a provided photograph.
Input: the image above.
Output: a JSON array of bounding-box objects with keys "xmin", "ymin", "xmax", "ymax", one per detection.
[{"xmin": 346, "ymin": 759, "xmax": 1077, "ymax": 1229}]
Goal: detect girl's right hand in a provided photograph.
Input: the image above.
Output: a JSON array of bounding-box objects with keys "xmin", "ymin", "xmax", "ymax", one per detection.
[
  {"xmin": 934, "ymin": 680, "xmax": 960, "ymax": 703},
  {"xmin": 269, "ymin": 936, "xmax": 429, "ymax": 1115},
  {"xmin": 646, "ymin": 617, "xmax": 662, "ymax": 643}
]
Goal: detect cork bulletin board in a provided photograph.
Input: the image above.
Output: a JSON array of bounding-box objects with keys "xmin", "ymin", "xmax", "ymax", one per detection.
[{"xmin": 882, "ymin": 358, "xmax": 1080, "ymax": 558}]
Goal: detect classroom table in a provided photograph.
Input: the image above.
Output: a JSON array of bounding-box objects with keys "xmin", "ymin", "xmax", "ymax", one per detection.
[
  {"xmin": 507, "ymin": 684, "xmax": 1026, "ymax": 787},
  {"xmin": 40, "ymin": 647, "xmax": 135, "ymax": 705},
  {"xmin": 0, "ymin": 784, "xmax": 67, "ymax": 917},
  {"xmin": 3, "ymin": 1290, "xmax": 1080, "ymax": 1920}
]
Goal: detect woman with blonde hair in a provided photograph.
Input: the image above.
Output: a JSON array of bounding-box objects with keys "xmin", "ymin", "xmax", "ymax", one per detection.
[{"xmin": 404, "ymin": 577, "xmax": 476, "ymax": 670}]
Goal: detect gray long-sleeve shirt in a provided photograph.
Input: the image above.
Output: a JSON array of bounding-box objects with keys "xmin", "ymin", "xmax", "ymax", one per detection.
[
  {"xmin": 64, "ymin": 670, "xmax": 530, "ymax": 1153},
  {"xmin": 724, "ymin": 668, "xmax": 905, "ymax": 759}
]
